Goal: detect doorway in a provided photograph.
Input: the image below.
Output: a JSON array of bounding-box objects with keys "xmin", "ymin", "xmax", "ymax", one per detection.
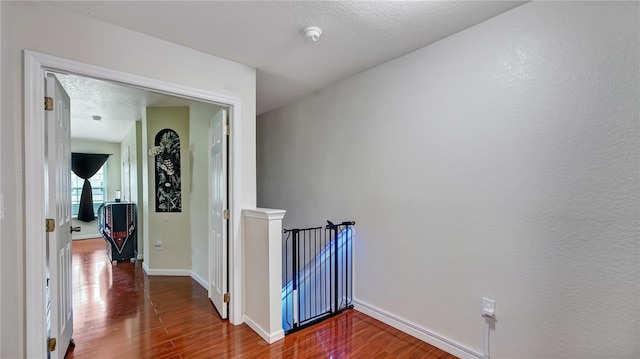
[
  {"xmin": 51, "ymin": 70, "xmax": 232, "ymax": 318},
  {"xmin": 25, "ymin": 51, "xmax": 243, "ymax": 358}
]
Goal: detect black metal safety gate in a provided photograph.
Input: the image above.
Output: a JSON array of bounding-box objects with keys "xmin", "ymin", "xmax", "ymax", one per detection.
[{"xmin": 282, "ymin": 221, "xmax": 355, "ymax": 334}]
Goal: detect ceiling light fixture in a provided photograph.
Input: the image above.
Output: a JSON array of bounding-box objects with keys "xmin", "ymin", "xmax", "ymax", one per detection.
[
  {"xmin": 303, "ymin": 26, "xmax": 322, "ymax": 42},
  {"xmin": 92, "ymin": 115, "xmax": 102, "ymax": 121}
]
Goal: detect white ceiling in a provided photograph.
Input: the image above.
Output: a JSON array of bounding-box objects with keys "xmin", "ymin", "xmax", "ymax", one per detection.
[
  {"xmin": 49, "ymin": 0, "xmax": 527, "ymax": 142},
  {"xmin": 54, "ymin": 73, "xmax": 194, "ymax": 142}
]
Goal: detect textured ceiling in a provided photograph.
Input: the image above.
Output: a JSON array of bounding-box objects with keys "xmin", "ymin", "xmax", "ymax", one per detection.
[
  {"xmin": 49, "ymin": 1, "xmax": 527, "ymax": 116},
  {"xmin": 55, "ymin": 73, "xmax": 193, "ymax": 142},
  {"xmin": 49, "ymin": 0, "xmax": 525, "ymax": 142}
]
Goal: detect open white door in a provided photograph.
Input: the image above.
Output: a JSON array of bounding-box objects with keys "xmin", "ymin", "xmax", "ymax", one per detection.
[
  {"xmin": 208, "ymin": 109, "xmax": 228, "ymax": 319},
  {"xmin": 45, "ymin": 73, "xmax": 74, "ymax": 358}
]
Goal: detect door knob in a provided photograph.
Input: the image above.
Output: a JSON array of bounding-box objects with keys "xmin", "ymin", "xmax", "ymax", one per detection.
[{"xmin": 70, "ymin": 226, "xmax": 81, "ymax": 233}]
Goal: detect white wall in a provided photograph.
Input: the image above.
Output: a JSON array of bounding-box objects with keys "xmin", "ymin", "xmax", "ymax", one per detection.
[
  {"xmin": 257, "ymin": 2, "xmax": 639, "ymax": 358},
  {"xmin": 70, "ymin": 139, "xmax": 121, "ymax": 240},
  {"xmin": 0, "ymin": 2, "xmax": 3, "ymax": 354},
  {"xmin": 136, "ymin": 121, "xmax": 145, "ymax": 258},
  {"xmin": 189, "ymin": 102, "xmax": 223, "ymax": 283},
  {"xmin": 141, "ymin": 111, "xmax": 151, "ymax": 271},
  {"xmin": 0, "ymin": 1, "xmax": 256, "ymax": 357},
  {"xmin": 145, "ymin": 107, "xmax": 191, "ymax": 271},
  {"xmin": 121, "ymin": 123, "xmax": 143, "ymax": 255}
]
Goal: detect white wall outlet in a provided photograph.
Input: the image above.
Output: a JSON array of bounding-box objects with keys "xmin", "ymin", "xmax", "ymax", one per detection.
[
  {"xmin": 154, "ymin": 240, "xmax": 163, "ymax": 249},
  {"xmin": 482, "ymin": 297, "xmax": 496, "ymax": 317}
]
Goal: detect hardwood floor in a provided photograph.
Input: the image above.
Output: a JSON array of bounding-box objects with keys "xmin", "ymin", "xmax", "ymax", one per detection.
[{"xmin": 68, "ymin": 238, "xmax": 457, "ymax": 359}]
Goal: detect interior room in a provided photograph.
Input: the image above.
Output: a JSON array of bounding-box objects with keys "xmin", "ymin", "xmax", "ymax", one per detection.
[
  {"xmin": 57, "ymin": 72, "xmax": 224, "ymax": 280},
  {"xmin": 1, "ymin": 1, "xmax": 638, "ymax": 359}
]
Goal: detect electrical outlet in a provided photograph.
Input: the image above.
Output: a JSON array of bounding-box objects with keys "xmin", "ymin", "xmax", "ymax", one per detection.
[{"xmin": 482, "ymin": 297, "xmax": 496, "ymax": 317}]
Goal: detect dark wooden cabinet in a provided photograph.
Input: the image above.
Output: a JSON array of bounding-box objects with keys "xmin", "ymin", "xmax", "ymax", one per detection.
[{"xmin": 97, "ymin": 202, "xmax": 137, "ymax": 262}]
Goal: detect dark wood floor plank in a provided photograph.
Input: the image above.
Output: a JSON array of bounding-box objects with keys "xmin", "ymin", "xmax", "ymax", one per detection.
[{"xmin": 67, "ymin": 238, "xmax": 457, "ymax": 359}]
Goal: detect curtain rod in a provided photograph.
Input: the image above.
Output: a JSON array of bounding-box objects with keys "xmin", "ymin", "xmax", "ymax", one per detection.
[{"xmin": 72, "ymin": 152, "xmax": 113, "ymax": 155}]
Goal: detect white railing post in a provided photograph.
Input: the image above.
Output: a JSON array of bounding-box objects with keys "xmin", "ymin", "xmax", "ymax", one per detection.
[{"xmin": 242, "ymin": 208, "xmax": 286, "ymax": 344}]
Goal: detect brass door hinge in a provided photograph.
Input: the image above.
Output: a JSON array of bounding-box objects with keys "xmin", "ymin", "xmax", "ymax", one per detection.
[
  {"xmin": 223, "ymin": 292, "xmax": 230, "ymax": 303},
  {"xmin": 45, "ymin": 97, "xmax": 53, "ymax": 111},
  {"xmin": 47, "ymin": 338, "xmax": 57, "ymax": 352},
  {"xmin": 223, "ymin": 209, "xmax": 230, "ymax": 220},
  {"xmin": 46, "ymin": 218, "xmax": 55, "ymax": 233}
]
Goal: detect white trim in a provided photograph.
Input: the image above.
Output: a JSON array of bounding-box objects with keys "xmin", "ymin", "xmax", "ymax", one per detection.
[
  {"xmin": 353, "ymin": 299, "xmax": 484, "ymax": 359},
  {"xmin": 24, "ymin": 51, "xmax": 47, "ymax": 359},
  {"xmin": 72, "ymin": 234, "xmax": 102, "ymax": 240},
  {"xmin": 242, "ymin": 314, "xmax": 285, "ymax": 344},
  {"xmin": 24, "ymin": 50, "xmax": 246, "ymax": 357},
  {"xmin": 137, "ymin": 253, "xmax": 144, "ymax": 261},
  {"xmin": 229, "ymin": 105, "xmax": 243, "ymax": 325},
  {"xmin": 0, "ymin": 3, "xmax": 3, "ymax": 353},
  {"xmin": 191, "ymin": 271, "xmax": 207, "ymax": 289},
  {"xmin": 242, "ymin": 208, "xmax": 286, "ymax": 221},
  {"xmin": 142, "ymin": 261, "xmax": 150, "ymax": 275},
  {"xmin": 143, "ymin": 268, "xmax": 191, "ymax": 276}
]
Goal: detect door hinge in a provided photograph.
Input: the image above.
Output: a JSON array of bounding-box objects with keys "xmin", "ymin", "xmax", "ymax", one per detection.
[
  {"xmin": 224, "ymin": 124, "xmax": 230, "ymax": 136},
  {"xmin": 45, "ymin": 97, "xmax": 54, "ymax": 111},
  {"xmin": 45, "ymin": 218, "xmax": 55, "ymax": 233},
  {"xmin": 223, "ymin": 292, "xmax": 230, "ymax": 303},
  {"xmin": 47, "ymin": 338, "xmax": 57, "ymax": 352},
  {"xmin": 223, "ymin": 209, "xmax": 230, "ymax": 220}
]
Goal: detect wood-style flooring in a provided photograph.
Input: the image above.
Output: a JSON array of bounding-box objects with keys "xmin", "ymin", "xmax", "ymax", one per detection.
[{"xmin": 68, "ymin": 238, "xmax": 457, "ymax": 359}]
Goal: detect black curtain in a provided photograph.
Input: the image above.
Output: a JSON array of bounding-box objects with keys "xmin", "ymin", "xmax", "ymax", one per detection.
[{"xmin": 72, "ymin": 153, "xmax": 109, "ymax": 222}]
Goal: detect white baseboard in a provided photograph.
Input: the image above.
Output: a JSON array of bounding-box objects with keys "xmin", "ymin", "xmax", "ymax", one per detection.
[
  {"xmin": 143, "ymin": 267, "xmax": 191, "ymax": 276},
  {"xmin": 353, "ymin": 299, "xmax": 484, "ymax": 359},
  {"xmin": 142, "ymin": 261, "xmax": 150, "ymax": 275},
  {"xmin": 243, "ymin": 314, "xmax": 285, "ymax": 344},
  {"xmin": 137, "ymin": 253, "xmax": 143, "ymax": 260},
  {"xmin": 72, "ymin": 234, "xmax": 101, "ymax": 240},
  {"xmin": 191, "ymin": 271, "xmax": 207, "ymax": 289}
]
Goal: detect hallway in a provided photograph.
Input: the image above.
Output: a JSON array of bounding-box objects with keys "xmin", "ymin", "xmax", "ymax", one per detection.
[{"xmin": 68, "ymin": 238, "xmax": 457, "ymax": 358}]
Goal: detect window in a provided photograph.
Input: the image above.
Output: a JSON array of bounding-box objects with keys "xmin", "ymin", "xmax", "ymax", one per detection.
[{"xmin": 71, "ymin": 164, "xmax": 106, "ymax": 218}]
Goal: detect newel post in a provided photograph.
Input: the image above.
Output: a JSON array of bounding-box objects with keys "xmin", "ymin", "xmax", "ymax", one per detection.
[{"xmin": 242, "ymin": 208, "xmax": 286, "ymax": 344}]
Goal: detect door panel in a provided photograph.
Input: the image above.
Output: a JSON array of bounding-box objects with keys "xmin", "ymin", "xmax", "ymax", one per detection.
[
  {"xmin": 45, "ymin": 73, "xmax": 73, "ymax": 359},
  {"xmin": 208, "ymin": 109, "xmax": 228, "ymax": 319}
]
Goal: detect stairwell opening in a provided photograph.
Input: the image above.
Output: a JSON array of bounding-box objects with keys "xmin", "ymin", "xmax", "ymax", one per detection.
[{"xmin": 282, "ymin": 221, "xmax": 355, "ymax": 334}]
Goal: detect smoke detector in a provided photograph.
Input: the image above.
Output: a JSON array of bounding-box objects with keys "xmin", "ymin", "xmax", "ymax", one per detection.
[{"xmin": 303, "ymin": 26, "xmax": 322, "ymax": 42}]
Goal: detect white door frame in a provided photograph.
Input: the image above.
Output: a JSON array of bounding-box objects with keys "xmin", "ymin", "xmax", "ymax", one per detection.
[{"xmin": 24, "ymin": 50, "xmax": 245, "ymax": 358}]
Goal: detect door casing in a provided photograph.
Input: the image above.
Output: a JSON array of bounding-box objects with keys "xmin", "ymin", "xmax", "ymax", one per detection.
[{"xmin": 24, "ymin": 50, "xmax": 245, "ymax": 358}]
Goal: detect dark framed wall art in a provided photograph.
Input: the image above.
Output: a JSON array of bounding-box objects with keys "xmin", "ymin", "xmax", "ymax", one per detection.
[{"xmin": 151, "ymin": 129, "xmax": 182, "ymax": 212}]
